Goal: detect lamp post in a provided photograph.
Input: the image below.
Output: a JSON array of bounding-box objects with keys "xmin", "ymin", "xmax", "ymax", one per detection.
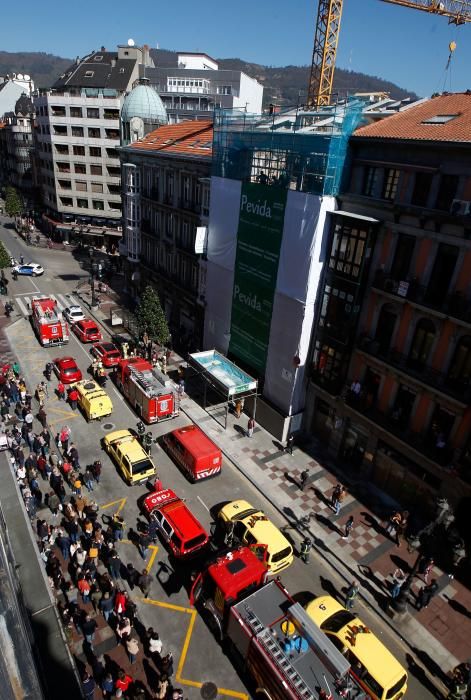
[{"xmin": 89, "ymin": 247, "xmax": 99, "ymax": 309}]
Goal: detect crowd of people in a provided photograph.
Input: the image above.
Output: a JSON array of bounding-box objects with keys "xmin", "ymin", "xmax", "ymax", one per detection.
[{"xmin": 1, "ymin": 362, "xmax": 187, "ymax": 699}]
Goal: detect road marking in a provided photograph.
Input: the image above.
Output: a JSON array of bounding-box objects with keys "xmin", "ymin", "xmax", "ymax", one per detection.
[
  {"xmin": 197, "ymin": 495, "xmax": 210, "ymax": 513},
  {"xmin": 146, "ymin": 544, "xmax": 159, "ymax": 573},
  {"xmin": 99, "ymin": 497, "xmax": 127, "ymax": 514},
  {"xmin": 29, "ymin": 278, "xmax": 40, "ymax": 293},
  {"xmin": 13, "ymin": 293, "xmax": 81, "ymax": 317}
]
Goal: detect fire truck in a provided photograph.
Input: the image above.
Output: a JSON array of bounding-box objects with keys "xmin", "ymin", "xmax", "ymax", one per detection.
[
  {"xmin": 190, "ymin": 547, "xmax": 366, "ymax": 700},
  {"xmin": 115, "ymin": 357, "xmax": 179, "ymax": 424},
  {"xmin": 30, "ymin": 297, "xmax": 69, "ymax": 346}
]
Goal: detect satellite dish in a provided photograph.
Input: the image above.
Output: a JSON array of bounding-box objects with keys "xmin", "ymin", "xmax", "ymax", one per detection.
[
  {"xmin": 24, "ymin": 74, "xmax": 31, "ymax": 81},
  {"xmin": 127, "ymin": 38, "xmax": 135, "ymax": 47},
  {"xmin": 17, "ymin": 73, "xmax": 24, "ymax": 80}
]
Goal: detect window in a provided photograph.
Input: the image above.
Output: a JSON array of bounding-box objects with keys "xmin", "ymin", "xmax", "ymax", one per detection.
[
  {"xmin": 448, "ymin": 336, "xmax": 471, "ymax": 385},
  {"xmin": 107, "ymin": 166, "xmax": 120, "ymax": 177},
  {"xmin": 390, "ymin": 234, "xmax": 415, "ymax": 280},
  {"xmin": 382, "ymin": 169, "xmax": 400, "ymax": 201},
  {"xmin": 88, "ymin": 127, "xmax": 100, "ymax": 138},
  {"xmin": 93, "ymin": 200, "xmax": 105, "ymax": 210},
  {"xmin": 411, "ymin": 172, "xmax": 433, "ymax": 207},
  {"xmin": 71, "ymin": 126, "xmax": 84, "ymax": 137},
  {"xmin": 374, "ymin": 304, "xmax": 397, "ymax": 355},
  {"xmin": 425, "ymin": 243, "xmax": 459, "ymax": 304},
  {"xmin": 74, "ymin": 163, "xmax": 86, "ymax": 174},
  {"xmin": 108, "ymin": 184, "xmax": 121, "ymax": 195},
  {"xmin": 328, "ymin": 222, "xmax": 368, "ymax": 280},
  {"xmin": 73, "ymin": 145, "xmax": 85, "ymax": 156},
  {"xmin": 69, "ymin": 107, "xmax": 81, "ymax": 119},
  {"xmin": 362, "ymin": 166, "xmax": 378, "ymax": 196},
  {"xmin": 84, "ymin": 71, "xmax": 94, "ymax": 78},
  {"xmin": 91, "ymin": 182, "xmax": 103, "ymax": 193},
  {"xmin": 421, "ymin": 114, "xmax": 459, "ymax": 125},
  {"xmin": 109, "ymin": 202, "xmax": 121, "ymax": 211},
  {"xmin": 58, "ymin": 180, "xmax": 72, "ymax": 190},
  {"xmin": 59, "ymin": 197, "xmax": 73, "ymax": 207},
  {"xmin": 391, "ymin": 385, "xmax": 416, "ymax": 430},
  {"xmin": 435, "ymin": 174, "xmax": 459, "ymax": 211},
  {"xmin": 106, "ymin": 148, "xmax": 118, "ymax": 158},
  {"xmin": 75, "ymin": 181, "xmax": 87, "ymax": 192},
  {"xmin": 90, "ymin": 164, "xmax": 102, "ymax": 175},
  {"xmin": 93, "ymin": 55, "xmax": 103, "ymax": 61},
  {"xmin": 312, "ymin": 341, "xmax": 347, "ymax": 393},
  {"xmin": 87, "ymin": 108, "xmax": 99, "ymax": 119},
  {"xmin": 77, "ymin": 198, "xmax": 88, "ymax": 208},
  {"xmin": 53, "ymin": 125, "xmax": 67, "ymax": 135},
  {"xmin": 408, "ymin": 318, "xmax": 435, "ymax": 370},
  {"xmin": 318, "ymin": 285, "xmax": 355, "ymax": 341},
  {"xmin": 217, "ymin": 85, "xmax": 232, "ymax": 95},
  {"xmin": 89, "ymin": 147, "xmax": 101, "ymax": 158},
  {"xmin": 51, "ymin": 106, "xmax": 66, "ymax": 117},
  {"xmin": 57, "ymin": 162, "xmax": 71, "ymax": 173}
]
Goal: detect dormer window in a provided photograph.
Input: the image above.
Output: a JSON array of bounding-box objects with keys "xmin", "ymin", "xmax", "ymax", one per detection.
[
  {"xmin": 421, "ymin": 114, "xmax": 460, "ymax": 125},
  {"xmin": 94, "ymin": 55, "xmax": 103, "ymax": 61},
  {"xmin": 84, "ymin": 71, "xmax": 94, "ymax": 78}
]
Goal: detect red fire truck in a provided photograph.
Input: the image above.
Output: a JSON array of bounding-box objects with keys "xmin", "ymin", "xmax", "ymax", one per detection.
[
  {"xmin": 190, "ymin": 547, "xmax": 365, "ymax": 700},
  {"xmin": 30, "ymin": 297, "xmax": 69, "ymax": 346},
  {"xmin": 115, "ymin": 357, "xmax": 179, "ymax": 424}
]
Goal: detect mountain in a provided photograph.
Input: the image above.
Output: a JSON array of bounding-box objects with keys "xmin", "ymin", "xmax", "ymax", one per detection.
[{"xmin": 0, "ymin": 49, "xmax": 417, "ymax": 106}]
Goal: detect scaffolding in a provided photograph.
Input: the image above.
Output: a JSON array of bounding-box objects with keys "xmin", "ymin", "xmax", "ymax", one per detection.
[{"xmin": 212, "ymin": 98, "xmax": 364, "ymax": 196}]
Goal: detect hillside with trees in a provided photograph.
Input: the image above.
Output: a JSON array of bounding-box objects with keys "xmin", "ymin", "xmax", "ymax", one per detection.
[{"xmin": 0, "ymin": 48, "xmax": 417, "ymax": 107}]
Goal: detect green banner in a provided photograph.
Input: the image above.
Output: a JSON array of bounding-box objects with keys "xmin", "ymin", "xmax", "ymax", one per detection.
[{"xmin": 229, "ymin": 182, "xmax": 287, "ymax": 374}]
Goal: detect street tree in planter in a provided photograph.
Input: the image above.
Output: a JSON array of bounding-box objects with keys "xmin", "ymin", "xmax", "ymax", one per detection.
[
  {"xmin": 136, "ymin": 285, "xmax": 170, "ymax": 346},
  {"xmin": 0, "ymin": 242, "xmax": 10, "ymax": 269},
  {"xmin": 4, "ymin": 187, "xmax": 23, "ymax": 218}
]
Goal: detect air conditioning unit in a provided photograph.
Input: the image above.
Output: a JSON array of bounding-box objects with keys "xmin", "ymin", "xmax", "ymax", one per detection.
[{"xmin": 450, "ymin": 199, "xmax": 471, "ymax": 216}]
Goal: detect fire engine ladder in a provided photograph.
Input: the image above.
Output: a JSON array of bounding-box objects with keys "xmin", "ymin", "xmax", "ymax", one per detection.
[
  {"xmin": 244, "ymin": 606, "xmax": 314, "ymax": 700},
  {"xmin": 132, "ymin": 369, "xmax": 153, "ymax": 394}
]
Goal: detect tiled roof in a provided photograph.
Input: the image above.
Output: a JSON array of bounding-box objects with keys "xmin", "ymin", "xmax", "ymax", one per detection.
[
  {"xmin": 354, "ymin": 93, "xmax": 471, "ymax": 143},
  {"xmin": 53, "ymin": 51, "xmax": 134, "ymax": 91},
  {"xmin": 130, "ymin": 120, "xmax": 213, "ymax": 158}
]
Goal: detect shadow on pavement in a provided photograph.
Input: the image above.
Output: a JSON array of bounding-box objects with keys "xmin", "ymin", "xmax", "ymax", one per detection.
[
  {"xmin": 443, "ymin": 593, "xmax": 471, "ymax": 619},
  {"xmin": 319, "ymin": 575, "xmax": 342, "ymax": 602},
  {"xmin": 292, "ymin": 590, "xmax": 316, "ymax": 607},
  {"xmin": 411, "ymin": 646, "xmax": 451, "ymax": 688},
  {"xmin": 405, "ymin": 653, "xmax": 444, "ymax": 699}
]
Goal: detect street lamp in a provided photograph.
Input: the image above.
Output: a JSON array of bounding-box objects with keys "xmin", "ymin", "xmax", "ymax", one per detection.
[{"xmin": 89, "ymin": 247, "xmax": 99, "ymax": 308}]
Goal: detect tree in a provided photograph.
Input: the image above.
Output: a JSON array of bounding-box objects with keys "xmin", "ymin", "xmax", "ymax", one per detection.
[
  {"xmin": 136, "ymin": 285, "xmax": 170, "ymax": 346},
  {"xmin": 4, "ymin": 186, "xmax": 23, "ymax": 218},
  {"xmin": 0, "ymin": 242, "xmax": 10, "ymax": 269}
]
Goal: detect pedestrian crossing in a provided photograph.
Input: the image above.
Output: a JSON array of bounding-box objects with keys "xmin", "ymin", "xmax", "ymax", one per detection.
[{"xmin": 13, "ymin": 293, "xmax": 81, "ymax": 318}]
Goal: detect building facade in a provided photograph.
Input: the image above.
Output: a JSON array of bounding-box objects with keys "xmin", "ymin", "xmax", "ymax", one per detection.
[
  {"xmin": 0, "ymin": 93, "xmax": 36, "ymax": 195},
  {"xmin": 33, "ymin": 43, "xmax": 154, "ymax": 247},
  {"xmin": 120, "ymin": 120, "xmax": 212, "ymax": 350},
  {"xmin": 144, "ymin": 53, "xmax": 263, "ymax": 123},
  {"xmin": 305, "ymin": 93, "xmax": 471, "ymax": 513}
]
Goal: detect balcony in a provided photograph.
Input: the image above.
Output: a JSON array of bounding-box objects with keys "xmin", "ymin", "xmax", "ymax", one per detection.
[
  {"xmin": 178, "ymin": 198, "xmax": 200, "ymax": 213},
  {"xmin": 358, "ymin": 338, "xmax": 471, "ymax": 405},
  {"xmin": 344, "ymin": 389, "xmax": 454, "ymax": 469},
  {"xmin": 372, "ymin": 269, "xmax": 471, "ymax": 325}
]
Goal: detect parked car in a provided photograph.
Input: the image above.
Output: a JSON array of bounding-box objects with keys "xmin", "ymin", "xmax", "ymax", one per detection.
[
  {"xmin": 73, "ymin": 319, "xmax": 102, "ymax": 343},
  {"xmin": 91, "ymin": 342, "xmax": 121, "ymax": 368},
  {"xmin": 63, "ymin": 305, "xmax": 85, "ymax": 324},
  {"xmin": 53, "ymin": 356, "xmax": 82, "ymax": 384}
]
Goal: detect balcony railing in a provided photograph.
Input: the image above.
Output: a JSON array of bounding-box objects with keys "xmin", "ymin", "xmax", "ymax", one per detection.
[
  {"xmin": 358, "ymin": 338, "xmax": 471, "ymax": 404},
  {"xmin": 344, "ymin": 388, "xmax": 454, "ymax": 469},
  {"xmin": 372, "ymin": 269, "xmax": 471, "ymax": 324}
]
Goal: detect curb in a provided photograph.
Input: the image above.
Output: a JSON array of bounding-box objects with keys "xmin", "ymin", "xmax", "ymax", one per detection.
[{"xmin": 179, "ymin": 401, "xmax": 449, "ymax": 699}]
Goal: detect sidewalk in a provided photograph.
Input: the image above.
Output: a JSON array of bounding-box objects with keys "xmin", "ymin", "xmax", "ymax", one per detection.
[{"xmin": 84, "ymin": 297, "xmax": 470, "ymax": 694}]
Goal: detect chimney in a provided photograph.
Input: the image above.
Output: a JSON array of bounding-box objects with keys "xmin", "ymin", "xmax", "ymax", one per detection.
[
  {"xmin": 101, "ymin": 46, "xmax": 106, "ymax": 52},
  {"xmin": 111, "ymin": 58, "xmax": 116, "ymax": 68}
]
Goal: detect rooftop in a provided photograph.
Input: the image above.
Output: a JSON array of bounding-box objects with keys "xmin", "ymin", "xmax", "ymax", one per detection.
[
  {"xmin": 53, "ymin": 51, "xmax": 135, "ymax": 91},
  {"xmin": 129, "ymin": 119, "xmax": 213, "ymax": 158},
  {"xmin": 354, "ymin": 92, "xmax": 471, "ymax": 143}
]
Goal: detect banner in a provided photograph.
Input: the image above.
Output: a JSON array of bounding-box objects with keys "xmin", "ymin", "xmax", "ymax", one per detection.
[{"xmin": 229, "ymin": 182, "xmax": 287, "ymax": 373}]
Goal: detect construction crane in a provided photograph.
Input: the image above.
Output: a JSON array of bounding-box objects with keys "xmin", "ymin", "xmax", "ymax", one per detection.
[{"xmin": 307, "ymin": 0, "xmax": 471, "ymax": 107}]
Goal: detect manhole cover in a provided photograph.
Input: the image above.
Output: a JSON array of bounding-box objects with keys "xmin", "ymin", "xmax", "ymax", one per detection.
[
  {"xmin": 102, "ymin": 422, "xmax": 114, "ymax": 431},
  {"xmin": 201, "ymin": 682, "xmax": 218, "ymax": 699}
]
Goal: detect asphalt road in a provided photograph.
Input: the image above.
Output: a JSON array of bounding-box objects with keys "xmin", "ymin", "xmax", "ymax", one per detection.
[{"xmin": 0, "ymin": 220, "xmax": 441, "ymax": 699}]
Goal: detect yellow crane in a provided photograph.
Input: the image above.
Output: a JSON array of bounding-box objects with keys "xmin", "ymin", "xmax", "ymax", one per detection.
[{"xmin": 307, "ymin": 0, "xmax": 471, "ymax": 107}]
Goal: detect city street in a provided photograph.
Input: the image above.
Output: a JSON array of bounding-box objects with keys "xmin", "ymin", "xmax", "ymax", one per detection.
[{"xmin": 0, "ymin": 220, "xmax": 442, "ymax": 699}]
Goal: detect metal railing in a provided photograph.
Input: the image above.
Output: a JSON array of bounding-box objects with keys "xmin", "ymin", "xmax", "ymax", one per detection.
[{"xmin": 372, "ymin": 269, "xmax": 471, "ymax": 324}]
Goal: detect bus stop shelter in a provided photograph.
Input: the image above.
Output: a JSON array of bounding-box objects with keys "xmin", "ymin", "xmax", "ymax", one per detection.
[{"xmin": 187, "ymin": 350, "xmax": 258, "ymax": 429}]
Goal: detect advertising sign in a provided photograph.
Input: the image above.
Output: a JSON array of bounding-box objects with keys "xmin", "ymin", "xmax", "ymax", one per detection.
[{"xmin": 229, "ymin": 182, "xmax": 287, "ymax": 373}]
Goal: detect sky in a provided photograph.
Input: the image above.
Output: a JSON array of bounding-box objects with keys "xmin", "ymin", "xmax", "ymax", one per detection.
[{"xmin": 1, "ymin": 0, "xmax": 471, "ymax": 97}]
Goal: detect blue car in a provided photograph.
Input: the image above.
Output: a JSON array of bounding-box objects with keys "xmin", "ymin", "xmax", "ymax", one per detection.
[{"xmin": 12, "ymin": 263, "xmax": 44, "ymax": 277}]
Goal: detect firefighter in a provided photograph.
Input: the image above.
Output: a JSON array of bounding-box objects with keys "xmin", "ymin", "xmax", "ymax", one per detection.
[
  {"xmin": 45, "ymin": 362, "xmax": 53, "ymax": 381},
  {"xmin": 144, "ymin": 432, "xmax": 153, "ymax": 455},
  {"xmin": 300, "ymin": 537, "xmax": 312, "ymax": 564},
  {"xmin": 91, "ymin": 358, "xmax": 99, "ymax": 376},
  {"xmin": 136, "ymin": 421, "xmax": 145, "ymax": 438},
  {"xmin": 98, "ymin": 366, "xmax": 106, "ymax": 386},
  {"xmin": 12, "ymin": 269, "xmax": 18, "ymax": 281}
]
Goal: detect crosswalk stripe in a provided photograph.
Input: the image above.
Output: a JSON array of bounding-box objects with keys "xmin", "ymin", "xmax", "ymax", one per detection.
[{"xmin": 13, "ymin": 293, "xmax": 81, "ymax": 317}]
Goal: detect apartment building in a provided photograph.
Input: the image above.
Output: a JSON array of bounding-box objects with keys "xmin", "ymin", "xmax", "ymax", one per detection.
[
  {"xmin": 0, "ymin": 93, "xmax": 36, "ymax": 194},
  {"xmin": 33, "ymin": 42, "xmax": 154, "ymax": 245},
  {"xmin": 120, "ymin": 120, "xmax": 212, "ymax": 349},
  {"xmin": 305, "ymin": 93, "xmax": 471, "ymax": 513},
  {"xmin": 143, "ymin": 53, "xmax": 263, "ymax": 123}
]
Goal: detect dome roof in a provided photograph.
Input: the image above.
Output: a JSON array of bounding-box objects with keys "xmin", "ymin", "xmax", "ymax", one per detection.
[
  {"xmin": 15, "ymin": 92, "xmax": 34, "ymax": 116},
  {"xmin": 121, "ymin": 82, "xmax": 167, "ymax": 125}
]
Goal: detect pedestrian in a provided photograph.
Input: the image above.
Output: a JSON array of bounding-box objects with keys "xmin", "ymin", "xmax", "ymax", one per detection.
[
  {"xmin": 247, "ymin": 416, "xmax": 255, "ymax": 438},
  {"xmin": 117, "ymin": 615, "xmax": 132, "ymax": 642},
  {"xmin": 84, "ymin": 466, "xmax": 94, "ymax": 492},
  {"xmin": 68, "ymin": 387, "xmax": 79, "ymax": 410},
  {"xmin": 300, "ymin": 537, "xmax": 312, "ymax": 564},
  {"xmin": 235, "ymin": 399, "xmax": 242, "ymax": 418},
  {"xmin": 138, "ymin": 531, "xmax": 151, "ymax": 560},
  {"xmin": 78, "ymin": 576, "xmax": 91, "ymax": 604},
  {"xmin": 285, "ymin": 434, "xmax": 294, "ymax": 455},
  {"xmin": 38, "ymin": 407, "xmax": 47, "ymax": 429},
  {"xmin": 160, "ymin": 651, "xmax": 174, "ymax": 678},
  {"xmin": 92, "ymin": 459, "xmax": 101, "ymax": 484},
  {"xmin": 109, "ymin": 550, "xmax": 122, "ymax": 581},
  {"xmin": 156, "ymin": 675, "xmax": 169, "ymax": 700},
  {"xmin": 300, "ymin": 469, "xmax": 310, "ymax": 492},
  {"xmin": 81, "ymin": 613, "xmax": 97, "ymax": 646},
  {"xmin": 390, "ymin": 568, "xmax": 406, "ymax": 599},
  {"xmin": 417, "ymin": 579, "xmax": 439, "ymax": 610},
  {"xmin": 126, "ymin": 635, "xmax": 139, "ymax": 663},
  {"xmin": 81, "ymin": 672, "xmax": 96, "ymax": 700},
  {"xmin": 101, "ymin": 673, "xmax": 114, "ymax": 698},
  {"xmin": 126, "ymin": 563, "xmax": 139, "ymax": 591},
  {"xmin": 331, "ymin": 483, "xmax": 345, "ymax": 515},
  {"xmin": 112, "ymin": 513, "xmax": 125, "ymax": 541},
  {"xmin": 57, "ymin": 381, "xmax": 65, "ymax": 401},
  {"xmin": 386, "ymin": 510, "xmax": 402, "ymax": 539},
  {"xmin": 48, "ymin": 491, "xmax": 60, "ymax": 518},
  {"xmin": 345, "ymin": 581, "xmax": 359, "ymax": 610},
  {"xmin": 115, "ymin": 670, "xmax": 133, "ymax": 695},
  {"xmin": 138, "ymin": 568, "xmax": 152, "ymax": 598},
  {"xmin": 147, "ymin": 627, "xmax": 163, "ymax": 657},
  {"xmin": 73, "ymin": 476, "xmax": 82, "ymax": 496},
  {"xmin": 99, "ymin": 591, "xmax": 114, "ymax": 622},
  {"xmin": 418, "ymin": 556, "xmax": 435, "ymax": 584},
  {"xmin": 60, "ymin": 426, "xmax": 71, "ymax": 454},
  {"xmin": 342, "ymin": 516, "xmax": 354, "ymax": 540},
  {"xmin": 69, "ymin": 443, "xmax": 79, "ymax": 469}
]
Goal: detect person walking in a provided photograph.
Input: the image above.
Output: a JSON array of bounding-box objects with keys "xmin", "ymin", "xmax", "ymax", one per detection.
[
  {"xmin": 345, "ymin": 581, "xmax": 359, "ymax": 610},
  {"xmin": 331, "ymin": 484, "xmax": 345, "ymax": 515},
  {"xmin": 342, "ymin": 516, "xmax": 354, "ymax": 540},
  {"xmin": 81, "ymin": 672, "xmax": 96, "ymax": 700},
  {"xmin": 247, "ymin": 416, "xmax": 255, "ymax": 438},
  {"xmin": 300, "ymin": 469, "xmax": 310, "ymax": 492},
  {"xmin": 38, "ymin": 407, "xmax": 47, "ymax": 429},
  {"xmin": 390, "ymin": 568, "xmax": 406, "ymax": 600},
  {"xmin": 108, "ymin": 550, "xmax": 122, "ymax": 581},
  {"xmin": 81, "ymin": 614, "xmax": 97, "ymax": 646},
  {"xmin": 126, "ymin": 635, "xmax": 139, "ymax": 664},
  {"xmin": 92, "ymin": 459, "xmax": 102, "ymax": 484},
  {"xmin": 418, "ymin": 556, "xmax": 435, "ymax": 584},
  {"xmin": 300, "ymin": 537, "xmax": 312, "ymax": 564},
  {"xmin": 57, "ymin": 381, "xmax": 65, "ymax": 401},
  {"xmin": 138, "ymin": 531, "xmax": 151, "ymax": 560},
  {"xmin": 68, "ymin": 387, "xmax": 79, "ymax": 410},
  {"xmin": 417, "ymin": 579, "xmax": 439, "ymax": 611},
  {"xmin": 99, "ymin": 592, "xmax": 114, "ymax": 622},
  {"xmin": 285, "ymin": 434, "xmax": 294, "ymax": 455}
]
